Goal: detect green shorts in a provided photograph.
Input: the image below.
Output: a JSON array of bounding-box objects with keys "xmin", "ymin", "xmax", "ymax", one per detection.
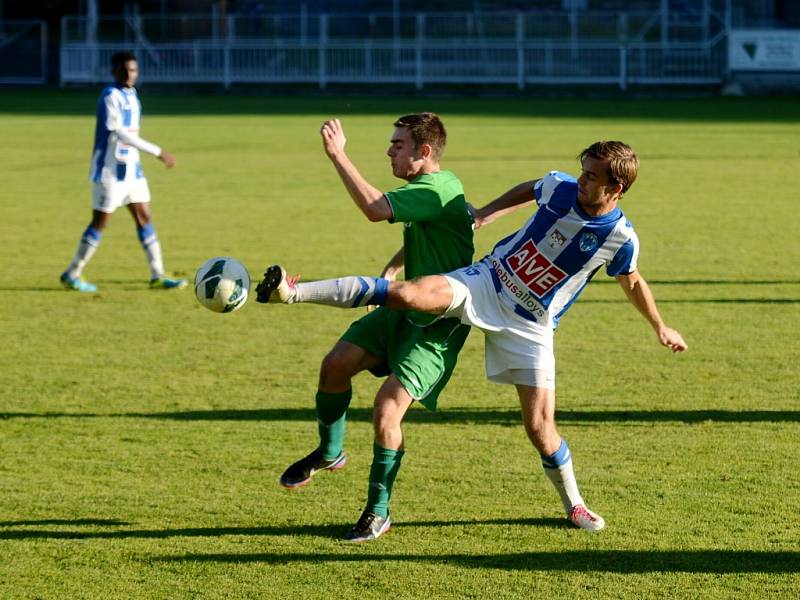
[{"xmin": 340, "ymin": 308, "xmax": 470, "ymax": 411}]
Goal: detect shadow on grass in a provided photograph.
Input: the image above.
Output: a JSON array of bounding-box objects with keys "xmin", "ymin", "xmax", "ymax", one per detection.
[
  {"xmin": 3, "ymin": 409, "xmax": 800, "ymax": 424},
  {"xmin": 1, "ymin": 91, "xmax": 799, "ymax": 124},
  {"xmin": 0, "ymin": 517, "xmax": 563, "ymax": 541},
  {"xmin": 581, "ymin": 298, "xmax": 800, "ymax": 304},
  {"xmin": 0, "ymin": 518, "xmax": 129, "ymax": 527},
  {"xmin": 148, "ymin": 549, "xmax": 800, "ymax": 574}
]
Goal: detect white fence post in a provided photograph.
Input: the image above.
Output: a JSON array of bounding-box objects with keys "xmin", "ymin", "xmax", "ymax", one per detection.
[
  {"xmin": 319, "ymin": 14, "xmax": 327, "ymax": 89},
  {"xmin": 57, "ymin": 10, "xmax": 728, "ymax": 89},
  {"xmin": 415, "ymin": 13, "xmax": 424, "ymax": 90},
  {"xmin": 224, "ymin": 14, "xmax": 233, "ymax": 89},
  {"xmin": 516, "ymin": 12, "xmax": 525, "ymax": 90}
]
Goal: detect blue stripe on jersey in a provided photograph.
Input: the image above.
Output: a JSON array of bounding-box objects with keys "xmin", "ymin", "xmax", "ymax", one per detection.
[
  {"xmin": 547, "ymin": 175, "xmax": 579, "ymax": 211},
  {"xmin": 92, "ymin": 87, "xmax": 113, "ymax": 182},
  {"xmin": 551, "ymin": 265, "xmax": 600, "ymax": 328},
  {"xmin": 607, "ymin": 236, "xmax": 636, "ymax": 276},
  {"xmin": 536, "ymin": 172, "xmax": 578, "ymax": 209},
  {"xmin": 497, "ymin": 204, "xmax": 564, "ymax": 268},
  {"xmin": 122, "ymin": 93, "xmax": 132, "ymax": 127},
  {"xmin": 487, "ymin": 261, "xmax": 502, "ymax": 292},
  {"xmin": 135, "ymin": 162, "xmax": 143, "ymax": 178},
  {"xmin": 537, "ymin": 213, "xmax": 622, "ymax": 307},
  {"xmin": 549, "ymin": 209, "xmax": 621, "ymax": 274}
]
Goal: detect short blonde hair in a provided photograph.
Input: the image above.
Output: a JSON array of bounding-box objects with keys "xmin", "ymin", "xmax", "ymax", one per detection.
[{"xmin": 579, "ymin": 141, "xmax": 639, "ymax": 194}]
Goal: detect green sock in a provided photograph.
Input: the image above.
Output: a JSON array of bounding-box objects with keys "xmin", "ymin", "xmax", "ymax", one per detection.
[
  {"xmin": 366, "ymin": 443, "xmax": 405, "ymax": 518},
  {"xmin": 316, "ymin": 389, "xmax": 351, "ymax": 460}
]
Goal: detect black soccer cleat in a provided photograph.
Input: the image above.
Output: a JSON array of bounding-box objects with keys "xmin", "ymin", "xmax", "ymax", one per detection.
[
  {"xmin": 279, "ymin": 448, "xmax": 346, "ymax": 488},
  {"xmin": 344, "ymin": 510, "xmax": 392, "ymax": 542},
  {"xmin": 255, "ymin": 265, "xmax": 291, "ymax": 303}
]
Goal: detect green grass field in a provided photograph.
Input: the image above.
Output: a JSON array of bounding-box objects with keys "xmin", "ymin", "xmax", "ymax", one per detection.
[{"xmin": 1, "ymin": 89, "xmax": 799, "ymax": 598}]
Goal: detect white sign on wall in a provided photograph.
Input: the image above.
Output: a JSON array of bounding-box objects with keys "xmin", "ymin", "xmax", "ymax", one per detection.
[{"xmin": 730, "ymin": 30, "xmax": 800, "ymax": 71}]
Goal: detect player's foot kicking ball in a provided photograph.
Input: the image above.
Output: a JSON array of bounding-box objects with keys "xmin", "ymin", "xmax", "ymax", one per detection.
[
  {"xmin": 255, "ymin": 265, "xmax": 295, "ymax": 303},
  {"xmin": 344, "ymin": 510, "xmax": 391, "ymax": 543},
  {"xmin": 60, "ymin": 272, "xmax": 97, "ymax": 293},
  {"xmin": 568, "ymin": 504, "xmax": 605, "ymax": 532},
  {"xmin": 279, "ymin": 448, "xmax": 346, "ymax": 488},
  {"xmin": 149, "ymin": 276, "xmax": 188, "ymax": 289}
]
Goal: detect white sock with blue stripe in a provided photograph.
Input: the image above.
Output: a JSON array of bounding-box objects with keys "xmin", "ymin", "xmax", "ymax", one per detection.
[
  {"xmin": 292, "ymin": 276, "xmax": 389, "ymax": 308},
  {"xmin": 137, "ymin": 224, "xmax": 164, "ymax": 280},
  {"xmin": 541, "ymin": 439, "xmax": 585, "ymax": 514},
  {"xmin": 66, "ymin": 226, "xmax": 102, "ymax": 279}
]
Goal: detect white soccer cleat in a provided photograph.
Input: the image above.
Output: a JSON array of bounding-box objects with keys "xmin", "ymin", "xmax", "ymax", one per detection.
[
  {"xmin": 569, "ymin": 504, "xmax": 606, "ymax": 532},
  {"xmin": 255, "ymin": 265, "xmax": 295, "ymax": 304}
]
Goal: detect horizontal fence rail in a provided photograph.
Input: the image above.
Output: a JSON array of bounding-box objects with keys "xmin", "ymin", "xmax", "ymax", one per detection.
[
  {"xmin": 60, "ymin": 8, "xmax": 730, "ymax": 89},
  {"xmin": 61, "ymin": 40, "xmax": 725, "ymax": 90}
]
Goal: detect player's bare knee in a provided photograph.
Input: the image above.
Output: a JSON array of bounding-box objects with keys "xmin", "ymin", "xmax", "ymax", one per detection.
[
  {"xmin": 373, "ymin": 406, "xmax": 402, "ymax": 438},
  {"xmin": 319, "ymin": 350, "xmax": 354, "ymax": 387}
]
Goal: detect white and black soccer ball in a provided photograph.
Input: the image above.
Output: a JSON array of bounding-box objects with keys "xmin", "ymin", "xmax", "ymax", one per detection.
[{"xmin": 194, "ymin": 257, "xmax": 250, "ymax": 313}]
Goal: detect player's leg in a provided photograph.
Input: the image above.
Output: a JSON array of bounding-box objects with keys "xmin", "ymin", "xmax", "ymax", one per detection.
[
  {"xmin": 345, "ymin": 375, "xmax": 414, "ymax": 543},
  {"xmin": 61, "ymin": 203, "xmax": 111, "ymax": 292},
  {"xmin": 279, "ymin": 340, "xmax": 383, "ymax": 489},
  {"xmin": 255, "ymin": 265, "xmax": 454, "ymax": 315},
  {"xmin": 345, "ymin": 316, "xmax": 469, "ymax": 542},
  {"xmin": 515, "ymin": 383, "xmax": 605, "ymax": 532},
  {"xmin": 126, "ymin": 186, "xmax": 186, "ymax": 289}
]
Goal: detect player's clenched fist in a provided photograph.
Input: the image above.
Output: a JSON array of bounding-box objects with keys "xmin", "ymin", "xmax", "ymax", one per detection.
[{"xmin": 321, "ymin": 118, "xmax": 347, "ymax": 158}]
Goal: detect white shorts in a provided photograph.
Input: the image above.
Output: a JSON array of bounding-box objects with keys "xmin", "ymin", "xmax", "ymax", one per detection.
[
  {"xmin": 442, "ymin": 259, "xmax": 556, "ymax": 389},
  {"xmin": 92, "ymin": 178, "xmax": 151, "ymax": 214}
]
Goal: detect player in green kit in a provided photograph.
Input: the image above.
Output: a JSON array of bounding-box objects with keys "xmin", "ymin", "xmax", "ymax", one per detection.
[{"xmin": 261, "ymin": 113, "xmax": 474, "ymax": 542}]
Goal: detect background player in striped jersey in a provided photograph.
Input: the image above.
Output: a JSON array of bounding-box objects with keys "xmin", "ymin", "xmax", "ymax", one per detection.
[
  {"xmin": 60, "ymin": 51, "xmax": 186, "ymax": 292},
  {"xmin": 258, "ymin": 140, "xmax": 687, "ymax": 533}
]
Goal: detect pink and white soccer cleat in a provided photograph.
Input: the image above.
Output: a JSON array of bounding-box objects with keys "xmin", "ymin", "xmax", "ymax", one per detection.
[{"xmin": 569, "ymin": 505, "xmax": 606, "ymax": 532}]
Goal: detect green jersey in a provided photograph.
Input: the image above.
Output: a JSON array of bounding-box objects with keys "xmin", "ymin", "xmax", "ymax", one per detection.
[{"xmin": 385, "ymin": 170, "xmax": 474, "ymax": 325}]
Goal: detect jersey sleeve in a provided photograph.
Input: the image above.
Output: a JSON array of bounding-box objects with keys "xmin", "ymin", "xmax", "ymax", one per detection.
[
  {"xmin": 534, "ymin": 171, "xmax": 578, "ymax": 208},
  {"xmin": 102, "ymin": 90, "xmax": 123, "ymax": 132},
  {"xmin": 101, "ymin": 88, "xmax": 161, "ymax": 157},
  {"xmin": 115, "ymin": 128, "xmax": 161, "ymax": 156},
  {"xmin": 606, "ymin": 229, "xmax": 640, "ymax": 276},
  {"xmin": 385, "ymin": 177, "xmax": 443, "ymax": 223}
]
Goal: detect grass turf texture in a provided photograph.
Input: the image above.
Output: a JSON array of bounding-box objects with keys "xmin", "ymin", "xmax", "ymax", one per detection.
[{"xmin": 1, "ymin": 90, "xmax": 799, "ymax": 598}]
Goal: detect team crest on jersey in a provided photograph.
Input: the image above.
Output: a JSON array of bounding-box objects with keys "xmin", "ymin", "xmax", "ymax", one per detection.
[
  {"xmin": 547, "ymin": 229, "xmax": 567, "ymax": 250},
  {"xmin": 579, "ymin": 232, "xmax": 599, "ymax": 252}
]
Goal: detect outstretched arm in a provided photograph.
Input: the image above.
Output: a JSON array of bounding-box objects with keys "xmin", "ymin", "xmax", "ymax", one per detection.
[
  {"xmin": 472, "ymin": 179, "xmax": 539, "ymax": 229},
  {"xmin": 616, "ymin": 271, "xmax": 688, "ymax": 352},
  {"xmin": 321, "ymin": 118, "xmax": 393, "ymax": 222},
  {"xmin": 112, "ymin": 125, "xmax": 175, "ymax": 168}
]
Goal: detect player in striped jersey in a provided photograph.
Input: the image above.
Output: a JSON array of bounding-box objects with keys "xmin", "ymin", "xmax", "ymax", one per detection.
[
  {"xmin": 257, "ymin": 140, "xmax": 687, "ymax": 533},
  {"xmin": 60, "ymin": 51, "xmax": 186, "ymax": 292}
]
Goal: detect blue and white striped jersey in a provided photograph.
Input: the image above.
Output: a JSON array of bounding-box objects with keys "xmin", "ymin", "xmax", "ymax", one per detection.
[
  {"xmin": 487, "ymin": 171, "xmax": 639, "ymax": 329},
  {"xmin": 89, "ymin": 84, "xmax": 160, "ymax": 183}
]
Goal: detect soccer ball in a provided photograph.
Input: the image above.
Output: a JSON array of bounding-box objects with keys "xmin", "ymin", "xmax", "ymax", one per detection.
[{"xmin": 194, "ymin": 257, "xmax": 250, "ymax": 313}]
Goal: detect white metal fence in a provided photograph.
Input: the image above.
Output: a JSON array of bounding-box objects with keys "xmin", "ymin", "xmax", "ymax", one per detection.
[{"xmin": 59, "ymin": 9, "xmax": 729, "ymax": 89}]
